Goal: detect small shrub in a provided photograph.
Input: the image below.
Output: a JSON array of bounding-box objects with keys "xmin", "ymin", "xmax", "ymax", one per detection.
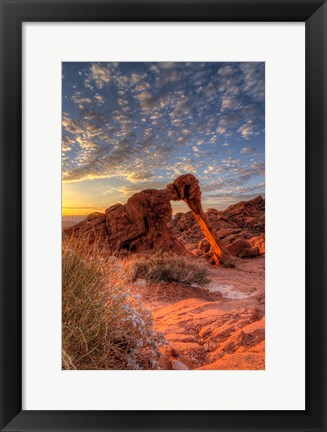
[
  {"xmin": 132, "ymin": 253, "xmax": 209, "ymax": 286},
  {"xmin": 62, "ymin": 239, "xmax": 165, "ymax": 370}
]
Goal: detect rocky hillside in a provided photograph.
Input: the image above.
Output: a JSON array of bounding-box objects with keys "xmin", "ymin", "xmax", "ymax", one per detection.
[{"xmin": 170, "ymin": 195, "xmax": 265, "ymax": 259}]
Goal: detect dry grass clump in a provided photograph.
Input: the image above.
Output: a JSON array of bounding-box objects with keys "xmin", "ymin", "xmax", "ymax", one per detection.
[
  {"xmin": 132, "ymin": 253, "xmax": 209, "ymax": 287},
  {"xmin": 62, "ymin": 239, "xmax": 165, "ymax": 370}
]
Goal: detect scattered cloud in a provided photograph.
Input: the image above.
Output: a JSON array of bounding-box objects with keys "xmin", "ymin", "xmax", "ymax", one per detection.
[
  {"xmin": 71, "ymin": 92, "xmax": 92, "ymax": 108},
  {"xmin": 238, "ymin": 120, "xmax": 255, "ymax": 139},
  {"xmin": 94, "ymin": 93, "xmax": 105, "ymax": 106},
  {"xmin": 62, "ymin": 62, "xmax": 265, "ymax": 209},
  {"xmin": 89, "ymin": 64, "xmax": 111, "ymax": 88},
  {"xmin": 240, "ymin": 146, "xmax": 254, "ymax": 154}
]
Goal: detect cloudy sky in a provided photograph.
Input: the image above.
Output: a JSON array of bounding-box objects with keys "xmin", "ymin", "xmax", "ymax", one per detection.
[{"xmin": 62, "ymin": 62, "xmax": 265, "ymax": 216}]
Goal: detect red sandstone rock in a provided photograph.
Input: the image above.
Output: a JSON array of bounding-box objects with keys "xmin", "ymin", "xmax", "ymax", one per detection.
[
  {"xmin": 167, "ymin": 174, "xmax": 228, "ymax": 266},
  {"xmin": 173, "ymin": 195, "xmax": 265, "ymax": 259},
  {"xmin": 67, "ymin": 189, "xmax": 187, "ymax": 254},
  {"xmin": 64, "ymin": 175, "xmax": 265, "ymax": 263},
  {"xmin": 227, "ymin": 239, "xmax": 252, "ymax": 257},
  {"xmin": 198, "ymin": 238, "xmax": 210, "ymax": 253},
  {"xmin": 249, "ymin": 234, "xmax": 265, "ymax": 254},
  {"xmin": 64, "ymin": 212, "xmax": 108, "ymax": 245},
  {"xmin": 152, "ymin": 293, "xmax": 265, "ymax": 370}
]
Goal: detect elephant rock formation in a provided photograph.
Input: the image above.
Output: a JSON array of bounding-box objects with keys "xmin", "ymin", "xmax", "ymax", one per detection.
[{"xmin": 65, "ymin": 174, "xmax": 227, "ymax": 266}]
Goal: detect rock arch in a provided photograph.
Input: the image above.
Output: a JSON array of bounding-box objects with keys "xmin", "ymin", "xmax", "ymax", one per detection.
[
  {"xmin": 65, "ymin": 174, "xmax": 227, "ymax": 266},
  {"xmin": 166, "ymin": 174, "xmax": 224, "ymax": 265}
]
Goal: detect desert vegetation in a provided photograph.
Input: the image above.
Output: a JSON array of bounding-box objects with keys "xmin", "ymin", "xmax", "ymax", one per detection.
[
  {"xmin": 132, "ymin": 252, "xmax": 209, "ymax": 286},
  {"xmin": 62, "ymin": 239, "xmax": 165, "ymax": 370},
  {"xmin": 62, "ymin": 238, "xmax": 211, "ymax": 370}
]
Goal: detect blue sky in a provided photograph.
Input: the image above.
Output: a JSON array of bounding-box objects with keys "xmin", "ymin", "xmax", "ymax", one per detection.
[{"xmin": 62, "ymin": 62, "xmax": 265, "ymax": 215}]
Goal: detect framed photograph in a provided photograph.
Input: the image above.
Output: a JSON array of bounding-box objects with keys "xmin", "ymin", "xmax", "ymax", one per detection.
[{"xmin": 0, "ymin": 0, "xmax": 326, "ymax": 431}]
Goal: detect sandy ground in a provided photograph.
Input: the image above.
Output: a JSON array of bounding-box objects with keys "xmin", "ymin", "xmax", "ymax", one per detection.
[{"xmin": 143, "ymin": 256, "xmax": 265, "ymax": 370}]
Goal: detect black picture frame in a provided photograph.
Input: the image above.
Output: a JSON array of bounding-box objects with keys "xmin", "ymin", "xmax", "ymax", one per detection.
[{"xmin": 0, "ymin": 0, "xmax": 326, "ymax": 431}]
